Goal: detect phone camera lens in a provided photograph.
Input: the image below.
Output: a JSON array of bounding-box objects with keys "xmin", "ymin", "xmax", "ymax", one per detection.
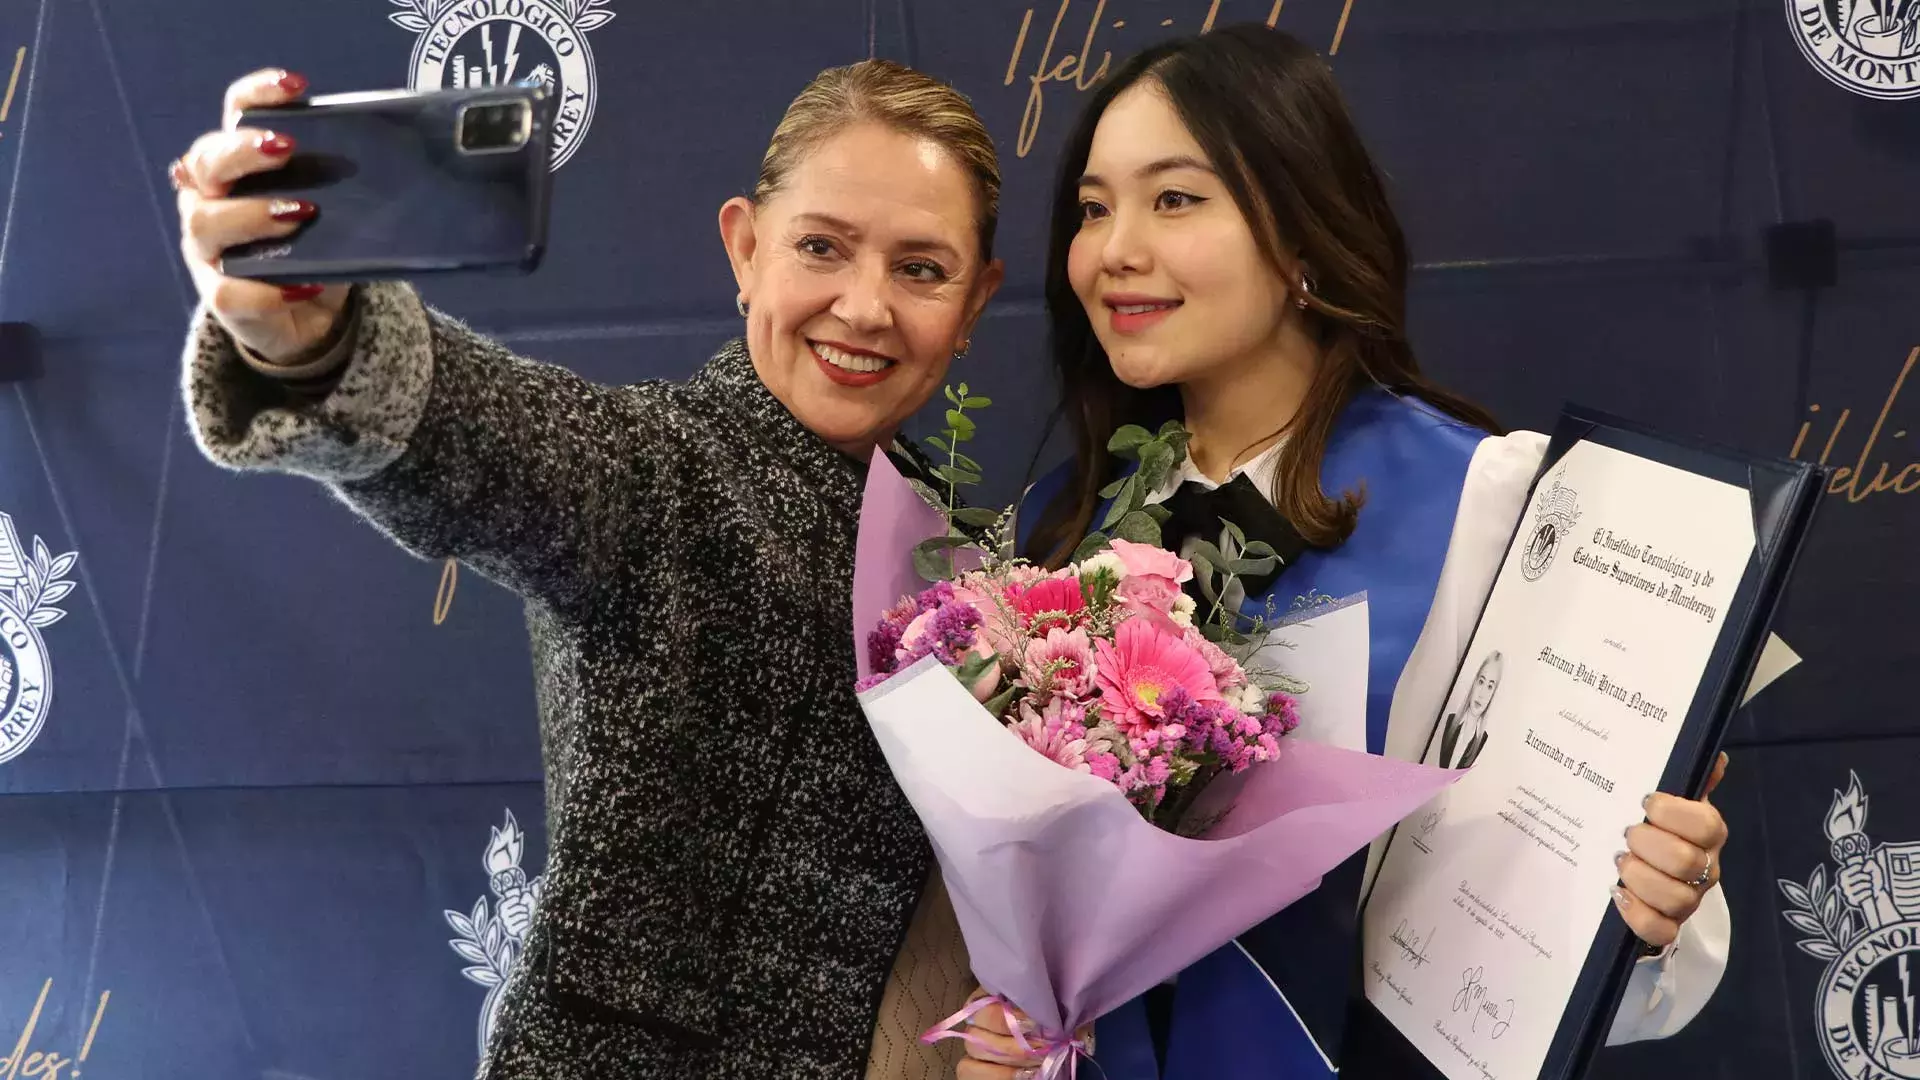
[{"xmin": 459, "ymin": 102, "xmax": 531, "ymax": 153}]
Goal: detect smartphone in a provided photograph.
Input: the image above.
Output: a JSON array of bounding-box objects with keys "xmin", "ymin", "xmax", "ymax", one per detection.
[{"xmin": 220, "ymin": 85, "xmax": 554, "ymax": 283}]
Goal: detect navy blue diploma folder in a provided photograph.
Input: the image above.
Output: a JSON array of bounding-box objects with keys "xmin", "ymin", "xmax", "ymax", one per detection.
[{"xmin": 1346, "ymin": 404, "xmax": 1828, "ymax": 1080}]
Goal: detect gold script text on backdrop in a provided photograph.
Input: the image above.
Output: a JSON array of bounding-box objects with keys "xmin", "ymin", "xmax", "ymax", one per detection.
[
  {"xmin": 0, "ymin": 979, "xmax": 110, "ymax": 1080},
  {"xmin": 1789, "ymin": 346, "xmax": 1920, "ymax": 502},
  {"xmin": 1003, "ymin": 0, "xmax": 1361, "ymax": 157}
]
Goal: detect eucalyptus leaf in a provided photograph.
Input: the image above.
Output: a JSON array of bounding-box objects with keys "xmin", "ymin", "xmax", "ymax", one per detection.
[
  {"xmin": 1222, "ymin": 519, "xmax": 1247, "ymax": 547},
  {"xmin": 1193, "ymin": 558, "xmax": 1221, "ymax": 606},
  {"xmin": 1188, "ymin": 540, "xmax": 1228, "ymax": 570},
  {"xmin": 964, "ymin": 395, "xmax": 993, "ymax": 408},
  {"xmin": 1137, "ymin": 441, "xmax": 1174, "ymax": 484},
  {"xmin": 1099, "ymin": 477, "xmax": 1129, "ymax": 500},
  {"xmin": 1108, "ymin": 425, "xmax": 1153, "ymax": 455},
  {"xmin": 913, "ymin": 535, "xmax": 975, "ymax": 581},
  {"xmin": 1100, "ymin": 494, "xmax": 1134, "ymax": 531},
  {"xmin": 1143, "ymin": 503, "xmax": 1171, "ymax": 525},
  {"xmin": 1072, "ymin": 533, "xmax": 1112, "ymax": 562},
  {"xmin": 1113, "ymin": 511, "xmax": 1160, "ymax": 545},
  {"xmin": 926, "ymin": 435, "xmax": 951, "ymax": 453},
  {"xmin": 958, "ymin": 382, "xmax": 970, "ymax": 397},
  {"xmin": 945, "ymin": 385, "xmax": 962, "ymax": 406},
  {"xmin": 934, "ymin": 465, "xmax": 983, "ymax": 486},
  {"xmin": 1228, "ymin": 556, "xmax": 1279, "ymax": 576},
  {"xmin": 1242, "ymin": 540, "xmax": 1278, "ymax": 560},
  {"xmin": 952, "ymin": 506, "xmax": 1003, "ymax": 527},
  {"xmin": 951, "ymin": 452, "xmax": 983, "ymax": 473},
  {"xmin": 945, "ymin": 410, "xmax": 976, "ymax": 437}
]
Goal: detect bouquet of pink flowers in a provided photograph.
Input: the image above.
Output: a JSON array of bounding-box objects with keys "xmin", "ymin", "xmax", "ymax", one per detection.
[
  {"xmin": 858, "ymin": 537, "xmax": 1306, "ymax": 836},
  {"xmin": 852, "ymin": 389, "xmax": 1458, "ymax": 1077}
]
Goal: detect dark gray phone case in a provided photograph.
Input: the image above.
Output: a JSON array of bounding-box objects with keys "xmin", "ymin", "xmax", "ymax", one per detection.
[{"xmin": 220, "ymin": 85, "xmax": 554, "ymax": 283}]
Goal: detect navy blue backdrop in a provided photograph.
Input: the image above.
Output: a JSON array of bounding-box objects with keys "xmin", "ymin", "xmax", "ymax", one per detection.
[{"xmin": 1, "ymin": 1, "xmax": 1917, "ymax": 1077}]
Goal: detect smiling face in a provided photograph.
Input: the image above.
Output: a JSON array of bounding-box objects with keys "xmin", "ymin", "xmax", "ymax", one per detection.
[
  {"xmin": 720, "ymin": 121, "xmax": 1003, "ymax": 458},
  {"xmin": 1066, "ymin": 81, "xmax": 1298, "ymax": 392}
]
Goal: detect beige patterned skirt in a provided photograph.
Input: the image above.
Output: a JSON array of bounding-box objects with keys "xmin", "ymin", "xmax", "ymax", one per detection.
[{"xmin": 866, "ymin": 866, "xmax": 975, "ymax": 1080}]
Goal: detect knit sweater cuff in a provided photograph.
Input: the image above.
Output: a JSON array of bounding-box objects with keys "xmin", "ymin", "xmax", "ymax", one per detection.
[{"xmin": 180, "ymin": 280, "xmax": 435, "ymax": 483}]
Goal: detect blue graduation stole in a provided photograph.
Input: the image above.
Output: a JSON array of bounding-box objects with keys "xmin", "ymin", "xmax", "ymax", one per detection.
[{"xmin": 1019, "ymin": 388, "xmax": 1484, "ymax": 1079}]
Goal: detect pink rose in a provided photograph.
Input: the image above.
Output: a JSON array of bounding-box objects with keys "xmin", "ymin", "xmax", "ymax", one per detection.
[
  {"xmin": 1113, "ymin": 575, "xmax": 1188, "ymax": 635},
  {"xmin": 1109, "ymin": 538, "xmax": 1194, "ymax": 587},
  {"xmin": 964, "ymin": 636, "xmax": 1002, "ymax": 703}
]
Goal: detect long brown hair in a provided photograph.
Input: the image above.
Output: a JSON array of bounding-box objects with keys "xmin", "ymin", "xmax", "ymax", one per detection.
[{"xmin": 1025, "ymin": 25, "xmax": 1500, "ymax": 567}]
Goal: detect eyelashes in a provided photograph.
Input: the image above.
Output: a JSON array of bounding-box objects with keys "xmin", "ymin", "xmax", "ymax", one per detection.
[
  {"xmin": 795, "ymin": 235, "xmax": 953, "ymax": 283},
  {"xmin": 1076, "ymin": 190, "xmax": 1207, "ymax": 224}
]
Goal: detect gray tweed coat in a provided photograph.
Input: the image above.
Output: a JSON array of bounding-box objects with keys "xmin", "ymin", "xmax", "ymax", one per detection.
[{"xmin": 182, "ymin": 281, "xmax": 934, "ymax": 1079}]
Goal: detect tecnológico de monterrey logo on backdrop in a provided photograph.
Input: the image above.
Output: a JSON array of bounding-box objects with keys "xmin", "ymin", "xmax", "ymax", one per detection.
[
  {"xmin": 1786, "ymin": 0, "xmax": 1920, "ymax": 100},
  {"xmin": 388, "ymin": 0, "xmax": 616, "ymax": 169},
  {"xmin": 1780, "ymin": 772, "xmax": 1920, "ymax": 1079},
  {"xmin": 0, "ymin": 511, "xmax": 76, "ymax": 765},
  {"xmin": 446, "ymin": 809, "xmax": 545, "ymax": 1060}
]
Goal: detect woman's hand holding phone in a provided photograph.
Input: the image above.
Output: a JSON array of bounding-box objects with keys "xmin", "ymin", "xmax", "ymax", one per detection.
[{"xmin": 173, "ymin": 68, "xmax": 352, "ymax": 366}]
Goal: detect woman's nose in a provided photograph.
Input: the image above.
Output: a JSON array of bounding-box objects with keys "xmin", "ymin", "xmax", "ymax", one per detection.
[
  {"xmin": 1100, "ymin": 211, "xmax": 1152, "ymax": 276},
  {"xmin": 833, "ymin": 260, "xmax": 894, "ymax": 334}
]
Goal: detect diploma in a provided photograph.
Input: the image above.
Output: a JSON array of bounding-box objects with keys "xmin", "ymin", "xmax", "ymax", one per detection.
[{"xmin": 1355, "ymin": 406, "xmax": 1826, "ymax": 1080}]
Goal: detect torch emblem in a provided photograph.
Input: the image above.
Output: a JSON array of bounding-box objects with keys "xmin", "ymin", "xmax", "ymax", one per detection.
[
  {"xmin": 1782, "ymin": 772, "xmax": 1920, "ymax": 1078},
  {"xmin": 444, "ymin": 809, "xmax": 545, "ymax": 1061}
]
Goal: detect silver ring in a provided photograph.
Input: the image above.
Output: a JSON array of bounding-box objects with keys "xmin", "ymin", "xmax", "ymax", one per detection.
[{"xmin": 1687, "ymin": 852, "xmax": 1713, "ymax": 889}]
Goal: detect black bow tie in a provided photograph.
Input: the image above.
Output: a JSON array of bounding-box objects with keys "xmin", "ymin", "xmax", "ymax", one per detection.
[{"xmin": 1157, "ymin": 473, "xmax": 1314, "ymax": 600}]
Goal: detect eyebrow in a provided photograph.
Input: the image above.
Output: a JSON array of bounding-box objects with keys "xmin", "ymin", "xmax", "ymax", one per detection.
[
  {"xmin": 791, "ymin": 212, "xmax": 963, "ymax": 262},
  {"xmin": 1078, "ymin": 154, "xmax": 1217, "ymax": 188}
]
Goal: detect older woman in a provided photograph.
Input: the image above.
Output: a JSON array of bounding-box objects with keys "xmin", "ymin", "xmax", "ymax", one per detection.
[{"xmin": 171, "ymin": 62, "xmax": 1002, "ymax": 1080}]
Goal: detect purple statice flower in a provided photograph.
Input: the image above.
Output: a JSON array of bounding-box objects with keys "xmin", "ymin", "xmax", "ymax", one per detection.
[
  {"xmin": 867, "ymin": 619, "xmax": 906, "ymax": 676},
  {"xmin": 892, "ymin": 598, "xmax": 985, "ymax": 670},
  {"xmin": 1264, "ymin": 691, "xmax": 1303, "ymax": 736}
]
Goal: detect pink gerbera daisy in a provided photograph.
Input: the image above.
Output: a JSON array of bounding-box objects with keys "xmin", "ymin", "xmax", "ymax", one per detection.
[
  {"xmin": 1093, "ymin": 619, "xmax": 1223, "ymax": 738},
  {"xmin": 1009, "ymin": 698, "xmax": 1112, "ymax": 775},
  {"xmin": 1021, "ymin": 627, "xmax": 1097, "ymax": 699},
  {"xmin": 1012, "ymin": 576, "xmax": 1087, "ymax": 634}
]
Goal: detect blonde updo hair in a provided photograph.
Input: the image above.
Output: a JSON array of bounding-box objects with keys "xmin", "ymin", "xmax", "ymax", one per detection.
[{"xmin": 753, "ymin": 59, "xmax": 1002, "ymax": 262}]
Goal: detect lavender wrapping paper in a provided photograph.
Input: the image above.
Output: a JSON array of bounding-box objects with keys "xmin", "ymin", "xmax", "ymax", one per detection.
[{"xmin": 852, "ymin": 452, "xmax": 1461, "ymax": 1035}]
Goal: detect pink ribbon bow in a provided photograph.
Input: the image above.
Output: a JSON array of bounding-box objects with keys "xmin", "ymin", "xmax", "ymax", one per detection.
[{"xmin": 923, "ymin": 995, "xmax": 1097, "ymax": 1080}]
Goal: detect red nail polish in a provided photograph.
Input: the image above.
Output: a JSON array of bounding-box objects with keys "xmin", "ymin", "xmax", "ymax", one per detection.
[
  {"xmin": 276, "ymin": 71, "xmax": 309, "ymax": 96},
  {"xmin": 258, "ymin": 132, "xmax": 294, "ymax": 157},
  {"xmin": 268, "ymin": 199, "xmax": 317, "ymax": 222},
  {"xmin": 280, "ymin": 284, "xmax": 324, "ymax": 302}
]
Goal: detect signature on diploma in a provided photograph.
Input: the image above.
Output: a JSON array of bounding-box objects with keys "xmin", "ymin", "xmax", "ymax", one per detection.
[
  {"xmin": 1411, "ymin": 806, "xmax": 1443, "ymax": 854},
  {"xmin": 1368, "ymin": 959, "xmax": 1415, "ymax": 1006},
  {"xmin": 1452, "ymin": 966, "xmax": 1515, "ymax": 1040},
  {"xmin": 1389, "ymin": 919, "xmax": 1437, "ymax": 970}
]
